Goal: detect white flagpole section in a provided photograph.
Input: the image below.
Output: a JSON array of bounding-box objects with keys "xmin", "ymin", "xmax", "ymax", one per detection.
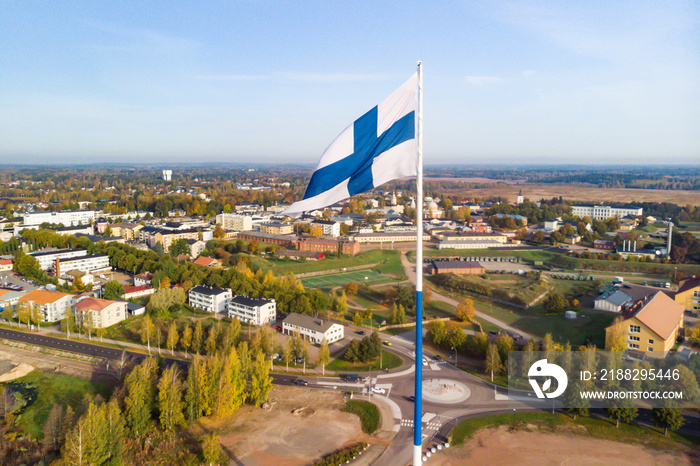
[{"xmin": 413, "ymin": 60, "xmax": 424, "ymax": 466}]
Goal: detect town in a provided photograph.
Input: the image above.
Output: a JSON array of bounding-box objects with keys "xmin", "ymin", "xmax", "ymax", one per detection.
[{"xmin": 0, "ymin": 165, "xmax": 699, "ymax": 464}]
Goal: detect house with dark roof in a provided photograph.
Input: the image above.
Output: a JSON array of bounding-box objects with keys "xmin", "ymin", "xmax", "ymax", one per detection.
[
  {"xmin": 282, "ymin": 313, "xmax": 344, "ymax": 344},
  {"xmin": 188, "ymin": 285, "xmax": 231, "ymax": 313},
  {"xmin": 430, "ymin": 260, "xmax": 485, "ymax": 275},
  {"xmin": 227, "ymin": 295, "xmax": 276, "ymax": 325}
]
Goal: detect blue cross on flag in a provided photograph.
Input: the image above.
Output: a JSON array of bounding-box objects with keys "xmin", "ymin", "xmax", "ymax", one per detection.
[{"xmin": 282, "ymin": 73, "xmax": 417, "ymax": 217}]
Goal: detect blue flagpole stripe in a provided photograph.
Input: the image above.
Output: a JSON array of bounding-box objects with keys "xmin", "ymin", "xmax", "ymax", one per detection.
[{"xmin": 302, "ymin": 108, "xmax": 415, "ymax": 201}]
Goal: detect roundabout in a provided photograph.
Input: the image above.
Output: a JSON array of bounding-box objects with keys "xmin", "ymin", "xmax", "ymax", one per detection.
[{"xmin": 422, "ymin": 378, "xmax": 471, "ymax": 404}]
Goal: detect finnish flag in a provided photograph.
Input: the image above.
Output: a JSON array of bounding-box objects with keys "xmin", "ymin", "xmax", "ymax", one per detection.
[{"xmin": 282, "ymin": 73, "xmax": 417, "ymax": 217}]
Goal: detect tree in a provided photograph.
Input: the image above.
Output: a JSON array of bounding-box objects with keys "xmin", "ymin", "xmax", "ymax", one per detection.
[
  {"xmin": 456, "ymin": 299, "xmax": 475, "ymax": 322},
  {"xmin": 345, "ymin": 339, "xmax": 361, "ymax": 363},
  {"xmin": 249, "ymin": 350, "xmax": 273, "ymax": 407},
  {"xmin": 16, "ymin": 301, "xmax": 31, "ymax": 328},
  {"xmin": 181, "ymin": 324, "xmax": 193, "ymax": 357},
  {"xmin": 103, "ymin": 280, "xmax": 125, "ymax": 300},
  {"xmin": 213, "ymin": 224, "xmax": 226, "ymax": 239},
  {"xmin": 652, "ymin": 401, "xmax": 684, "ymax": 436},
  {"xmin": 205, "ymin": 324, "xmax": 218, "ymax": 356},
  {"xmin": 543, "ymin": 292, "xmax": 569, "ymax": 313},
  {"xmin": 169, "ymin": 238, "xmax": 190, "ymax": 257},
  {"xmin": 495, "ymin": 334, "xmax": 514, "ymax": 362},
  {"xmin": 73, "ymin": 276, "xmax": 85, "ymax": 291},
  {"xmin": 167, "ymin": 321, "xmax": 179, "ymax": 356},
  {"xmin": 485, "ymin": 343, "xmax": 502, "ymax": 381},
  {"xmin": 343, "ymin": 282, "xmax": 359, "ymax": 295},
  {"xmin": 319, "ymin": 338, "xmax": 331, "ymax": 375},
  {"xmin": 124, "ymin": 359, "xmax": 156, "ymax": 437},
  {"xmin": 0, "ymin": 306, "xmax": 14, "ymax": 326},
  {"xmin": 564, "ymin": 380, "xmax": 590, "ymax": 420},
  {"xmin": 157, "ymin": 364, "xmax": 186, "ymax": 431},
  {"xmin": 43, "ymin": 403, "xmax": 64, "ymax": 450},
  {"xmin": 202, "ymin": 432, "xmax": 224, "ymax": 466},
  {"xmin": 606, "ymin": 398, "xmax": 638, "ymax": 428},
  {"xmin": 193, "ymin": 320, "xmax": 203, "ymax": 355},
  {"xmin": 428, "ymin": 320, "xmax": 446, "ymax": 345},
  {"xmin": 606, "ymin": 316, "xmax": 627, "ymax": 351}
]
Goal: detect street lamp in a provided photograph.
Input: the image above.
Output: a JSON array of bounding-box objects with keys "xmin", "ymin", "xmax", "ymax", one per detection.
[{"xmin": 451, "ymin": 346, "xmax": 457, "ymax": 367}]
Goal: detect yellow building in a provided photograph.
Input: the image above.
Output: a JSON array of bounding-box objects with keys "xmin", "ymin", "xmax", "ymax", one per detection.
[
  {"xmin": 605, "ymin": 291, "xmax": 684, "ymax": 353},
  {"xmin": 674, "ymin": 276, "xmax": 700, "ymax": 314},
  {"xmin": 259, "ymin": 222, "xmax": 294, "ymax": 235}
]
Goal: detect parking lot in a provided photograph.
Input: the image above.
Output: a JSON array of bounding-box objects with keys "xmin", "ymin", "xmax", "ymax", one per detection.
[{"xmin": 0, "ymin": 271, "xmax": 41, "ymax": 292}]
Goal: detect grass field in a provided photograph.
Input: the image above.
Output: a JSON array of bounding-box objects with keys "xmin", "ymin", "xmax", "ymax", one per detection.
[
  {"xmin": 326, "ymin": 350, "xmax": 403, "ymax": 372},
  {"xmin": 266, "ymin": 249, "xmax": 404, "ymax": 277},
  {"xmin": 301, "ymin": 269, "xmax": 394, "ymax": 288},
  {"xmin": 6, "ymin": 370, "xmax": 112, "ymax": 439},
  {"xmin": 450, "ymin": 412, "xmax": 700, "ymax": 449},
  {"xmin": 342, "ymin": 400, "xmax": 380, "ymax": 434}
]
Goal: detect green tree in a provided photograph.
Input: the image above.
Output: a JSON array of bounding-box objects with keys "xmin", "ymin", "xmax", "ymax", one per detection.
[
  {"xmin": 563, "ymin": 380, "xmax": 590, "ymax": 420},
  {"xmin": 157, "ymin": 364, "xmax": 186, "ymax": 431},
  {"xmin": 169, "ymin": 238, "xmax": 190, "ymax": 256},
  {"xmin": 16, "ymin": 301, "xmax": 31, "ymax": 328},
  {"xmin": 344, "ymin": 339, "xmax": 361, "ymax": 363},
  {"xmin": 0, "ymin": 306, "xmax": 14, "ymax": 326},
  {"xmin": 543, "ymin": 292, "xmax": 569, "ymax": 313},
  {"xmin": 213, "ymin": 346, "xmax": 245, "ymax": 417},
  {"xmin": 428, "ymin": 320, "xmax": 446, "ymax": 345},
  {"xmin": 103, "ymin": 280, "xmax": 125, "ymax": 300},
  {"xmin": 124, "ymin": 363, "xmax": 153, "ymax": 437},
  {"xmin": 652, "ymin": 401, "xmax": 684, "ymax": 436},
  {"xmin": 249, "ymin": 350, "xmax": 273, "ymax": 407},
  {"xmin": 140, "ymin": 315, "xmax": 155, "ymax": 353},
  {"xmin": 205, "ymin": 324, "xmax": 218, "ymax": 356},
  {"xmin": 606, "ymin": 398, "xmax": 638, "ymax": 428},
  {"xmin": 202, "ymin": 432, "xmax": 224, "ymax": 466},
  {"xmin": 318, "ymin": 338, "xmax": 331, "ymax": 375}
]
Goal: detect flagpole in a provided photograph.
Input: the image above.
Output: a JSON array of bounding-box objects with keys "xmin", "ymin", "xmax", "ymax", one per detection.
[{"xmin": 413, "ymin": 60, "xmax": 424, "ymax": 466}]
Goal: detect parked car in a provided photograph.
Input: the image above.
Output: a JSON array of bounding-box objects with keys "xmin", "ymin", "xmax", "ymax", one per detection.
[
  {"xmin": 356, "ymin": 330, "xmax": 366, "ymax": 335},
  {"xmin": 295, "ymin": 357, "xmax": 304, "ymax": 363},
  {"xmin": 275, "ymin": 325, "xmax": 282, "ymax": 331},
  {"xmin": 343, "ymin": 374, "xmax": 360, "ymax": 382},
  {"xmin": 407, "ymin": 395, "xmax": 416, "ymax": 402},
  {"xmin": 370, "ymin": 387, "xmax": 386, "ymax": 394},
  {"xmin": 293, "ymin": 379, "xmax": 308, "ymax": 386}
]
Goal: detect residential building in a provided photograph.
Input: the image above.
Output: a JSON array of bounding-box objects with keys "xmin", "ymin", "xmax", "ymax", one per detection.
[
  {"xmin": 0, "ymin": 289, "xmax": 27, "ymax": 308},
  {"xmin": 184, "ymin": 239, "xmax": 207, "ymax": 258},
  {"xmin": 216, "ymin": 213, "xmax": 253, "ymax": 232},
  {"xmin": 259, "ymin": 222, "xmax": 294, "ymax": 235},
  {"xmin": 674, "ymin": 276, "xmax": 700, "ymax": 313},
  {"xmin": 60, "ymin": 270, "xmax": 94, "ymax": 287},
  {"xmin": 297, "ymin": 238, "xmax": 360, "ymax": 255},
  {"xmin": 122, "ymin": 285, "xmax": 156, "ymax": 300},
  {"xmin": 22, "ymin": 210, "xmax": 96, "ymax": 227},
  {"xmin": 311, "ymin": 219, "xmax": 340, "ymax": 237},
  {"xmin": 18, "ymin": 289, "xmax": 73, "ymax": 322},
  {"xmin": 227, "ymin": 295, "xmax": 276, "ymax": 325},
  {"xmin": 30, "ymin": 249, "xmax": 89, "ymax": 270},
  {"xmin": 54, "ymin": 254, "xmax": 111, "ymax": 276},
  {"xmin": 237, "ymin": 231, "xmax": 297, "ymax": 249},
  {"xmin": 53, "ymin": 225, "xmax": 94, "ymax": 236},
  {"xmin": 0, "ymin": 259, "xmax": 12, "ymax": 271},
  {"xmin": 193, "ymin": 256, "xmax": 222, "ymax": 268},
  {"xmin": 572, "ymin": 205, "xmax": 643, "ymax": 221},
  {"xmin": 431, "ymin": 260, "xmax": 485, "ymax": 275},
  {"xmin": 73, "ymin": 297, "xmax": 128, "ymax": 328},
  {"xmin": 188, "ymin": 285, "xmax": 232, "ymax": 314},
  {"xmin": 605, "ymin": 292, "xmax": 683, "ymax": 352},
  {"xmin": 282, "ymin": 313, "xmax": 344, "ymax": 344},
  {"xmin": 106, "ymin": 222, "xmax": 143, "ymax": 241},
  {"xmin": 134, "ymin": 272, "xmax": 153, "ymax": 286},
  {"xmin": 593, "ymin": 239, "xmax": 616, "ymax": 250}
]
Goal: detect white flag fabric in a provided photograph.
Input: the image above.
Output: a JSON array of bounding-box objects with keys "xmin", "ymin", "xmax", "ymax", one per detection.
[{"xmin": 281, "ymin": 73, "xmax": 417, "ymax": 217}]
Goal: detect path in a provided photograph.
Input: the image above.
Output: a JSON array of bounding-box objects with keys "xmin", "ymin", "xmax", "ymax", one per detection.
[{"xmin": 399, "ymin": 253, "xmax": 532, "ymax": 339}]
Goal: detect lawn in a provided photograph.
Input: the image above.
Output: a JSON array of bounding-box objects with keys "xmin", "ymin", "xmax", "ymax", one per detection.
[
  {"xmin": 450, "ymin": 412, "xmax": 700, "ymax": 449},
  {"xmin": 301, "ymin": 269, "xmax": 394, "ymax": 288},
  {"xmin": 342, "ymin": 400, "xmax": 380, "ymax": 434},
  {"xmin": 326, "ymin": 350, "xmax": 403, "ymax": 372},
  {"xmin": 5, "ymin": 370, "xmax": 112, "ymax": 439},
  {"xmin": 267, "ymin": 249, "xmax": 403, "ymax": 276}
]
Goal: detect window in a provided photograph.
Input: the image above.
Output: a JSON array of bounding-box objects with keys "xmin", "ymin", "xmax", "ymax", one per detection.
[
  {"xmin": 629, "ymin": 336, "xmax": 640, "ymax": 342},
  {"xmin": 648, "ymin": 339, "xmax": 654, "ymax": 345},
  {"xmin": 629, "ymin": 325, "xmax": 641, "ymax": 333},
  {"xmin": 628, "ymin": 343, "xmax": 639, "ymax": 349},
  {"xmin": 648, "ymin": 347, "xmax": 653, "ymax": 352}
]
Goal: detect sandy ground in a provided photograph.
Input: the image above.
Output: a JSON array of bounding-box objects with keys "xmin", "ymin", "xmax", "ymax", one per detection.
[
  {"xmin": 0, "ymin": 340, "xmax": 117, "ymax": 384},
  {"xmin": 0, "ymin": 362, "xmax": 35, "ymax": 382},
  {"xmin": 192, "ymin": 385, "xmax": 382, "ymax": 466},
  {"xmin": 432, "ymin": 426, "xmax": 699, "ymax": 466}
]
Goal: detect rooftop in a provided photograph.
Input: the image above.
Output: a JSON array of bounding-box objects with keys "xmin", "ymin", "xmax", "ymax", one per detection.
[
  {"xmin": 189, "ymin": 285, "xmax": 230, "ymax": 296},
  {"xmin": 230, "ymin": 295, "xmax": 275, "ymax": 307},
  {"xmin": 18, "ymin": 289, "xmax": 71, "ymax": 305},
  {"xmin": 283, "ymin": 312, "xmax": 337, "ymax": 333}
]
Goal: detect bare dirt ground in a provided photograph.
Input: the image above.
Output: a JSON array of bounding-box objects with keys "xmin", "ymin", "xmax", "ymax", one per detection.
[
  {"xmin": 432, "ymin": 426, "xmax": 699, "ymax": 466},
  {"xmin": 191, "ymin": 385, "xmax": 385, "ymax": 466},
  {"xmin": 431, "ymin": 181, "xmax": 700, "ymax": 206},
  {"xmin": 0, "ymin": 340, "xmax": 116, "ymax": 384}
]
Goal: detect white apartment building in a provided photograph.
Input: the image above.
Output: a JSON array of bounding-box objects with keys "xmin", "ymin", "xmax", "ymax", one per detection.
[
  {"xmin": 31, "ymin": 249, "xmax": 88, "ymax": 270},
  {"xmin": 227, "ymin": 295, "xmax": 276, "ymax": 325},
  {"xmin": 17, "ymin": 289, "xmax": 74, "ymax": 322},
  {"xmin": 54, "ymin": 254, "xmax": 111, "ymax": 275},
  {"xmin": 188, "ymin": 285, "xmax": 232, "ymax": 314},
  {"xmin": 282, "ymin": 313, "xmax": 344, "ymax": 344},
  {"xmin": 571, "ymin": 205, "xmax": 643, "ymax": 221},
  {"xmin": 73, "ymin": 297, "xmax": 127, "ymax": 328},
  {"xmin": 23, "ymin": 210, "xmax": 96, "ymax": 226},
  {"xmin": 216, "ymin": 213, "xmax": 253, "ymax": 232},
  {"xmin": 311, "ymin": 219, "xmax": 340, "ymax": 237}
]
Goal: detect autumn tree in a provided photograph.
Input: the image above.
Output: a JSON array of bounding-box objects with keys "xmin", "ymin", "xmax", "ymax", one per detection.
[
  {"xmin": 157, "ymin": 364, "xmax": 186, "ymax": 431},
  {"xmin": 167, "ymin": 321, "xmax": 179, "ymax": 355},
  {"xmin": 319, "ymin": 338, "xmax": 331, "ymax": 375},
  {"xmin": 456, "ymin": 298, "xmax": 475, "ymax": 322}
]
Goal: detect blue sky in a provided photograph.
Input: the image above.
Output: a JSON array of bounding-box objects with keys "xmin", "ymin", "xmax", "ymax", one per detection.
[{"xmin": 0, "ymin": 1, "xmax": 698, "ymax": 165}]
